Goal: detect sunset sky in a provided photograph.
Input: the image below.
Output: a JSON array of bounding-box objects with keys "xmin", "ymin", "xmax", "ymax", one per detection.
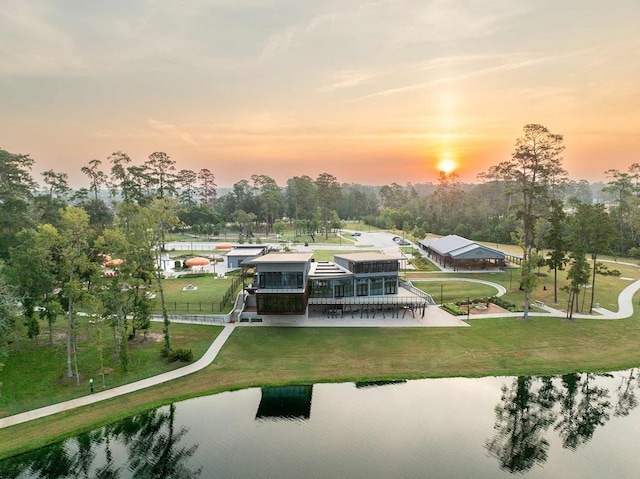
[{"xmin": 1, "ymin": 1, "xmax": 639, "ymax": 188}]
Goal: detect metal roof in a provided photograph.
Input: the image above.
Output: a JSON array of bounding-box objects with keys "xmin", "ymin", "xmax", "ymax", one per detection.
[{"xmin": 420, "ymin": 235, "xmax": 505, "ymax": 259}]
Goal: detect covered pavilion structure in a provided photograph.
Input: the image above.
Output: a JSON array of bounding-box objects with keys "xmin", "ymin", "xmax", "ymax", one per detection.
[{"xmin": 419, "ymin": 235, "xmax": 506, "ymax": 271}]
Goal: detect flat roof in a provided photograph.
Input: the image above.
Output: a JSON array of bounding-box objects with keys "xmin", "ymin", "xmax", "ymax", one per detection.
[
  {"xmin": 227, "ymin": 247, "xmax": 266, "ymax": 257},
  {"xmin": 334, "ymin": 252, "xmax": 399, "ymax": 263},
  {"xmin": 249, "ymin": 252, "xmax": 313, "ymax": 264}
]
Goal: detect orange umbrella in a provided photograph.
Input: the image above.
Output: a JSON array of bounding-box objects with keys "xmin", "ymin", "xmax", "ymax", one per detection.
[
  {"xmin": 107, "ymin": 258, "xmax": 124, "ymax": 267},
  {"xmin": 216, "ymin": 242, "xmax": 234, "ymax": 250},
  {"xmin": 185, "ymin": 257, "xmax": 211, "ymax": 267}
]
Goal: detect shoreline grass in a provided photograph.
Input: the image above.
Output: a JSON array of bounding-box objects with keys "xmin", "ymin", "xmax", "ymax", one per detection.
[{"xmin": 4, "ymin": 302, "xmax": 640, "ymax": 459}]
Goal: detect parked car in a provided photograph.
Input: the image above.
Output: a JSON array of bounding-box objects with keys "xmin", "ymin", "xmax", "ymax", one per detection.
[{"xmin": 351, "ymin": 232, "xmax": 362, "ymax": 237}]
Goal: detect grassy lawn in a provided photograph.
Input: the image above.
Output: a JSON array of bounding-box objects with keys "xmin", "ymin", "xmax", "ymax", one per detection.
[
  {"xmin": 312, "ymin": 249, "xmax": 378, "ymax": 262},
  {"xmin": 157, "ymin": 275, "xmax": 241, "ymax": 314},
  {"xmin": 5, "ymin": 305, "xmax": 640, "ymax": 458},
  {"xmin": 2, "ymin": 254, "xmax": 640, "ymax": 458},
  {"xmin": 408, "ymin": 260, "xmax": 640, "ymax": 313},
  {"xmin": 0, "ymin": 322, "xmax": 223, "ymax": 418},
  {"xmin": 412, "ymin": 280, "xmax": 501, "ymax": 304}
]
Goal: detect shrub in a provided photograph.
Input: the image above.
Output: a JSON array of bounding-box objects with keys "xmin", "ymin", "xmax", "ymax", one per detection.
[
  {"xmin": 168, "ymin": 348, "xmax": 193, "ymax": 362},
  {"xmin": 441, "ymin": 303, "xmax": 466, "ymax": 316},
  {"xmin": 488, "ymin": 296, "xmax": 523, "ymax": 312}
]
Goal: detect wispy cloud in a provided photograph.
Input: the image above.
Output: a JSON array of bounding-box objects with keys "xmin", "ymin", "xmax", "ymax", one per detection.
[
  {"xmin": 347, "ymin": 45, "xmax": 607, "ymax": 103},
  {"xmin": 0, "ymin": 1, "xmax": 86, "ymax": 76},
  {"xmin": 147, "ymin": 118, "xmax": 199, "ymax": 147}
]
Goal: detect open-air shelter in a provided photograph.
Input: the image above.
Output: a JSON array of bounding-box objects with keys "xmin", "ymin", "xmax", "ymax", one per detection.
[{"xmin": 419, "ymin": 235, "xmax": 505, "ymax": 271}]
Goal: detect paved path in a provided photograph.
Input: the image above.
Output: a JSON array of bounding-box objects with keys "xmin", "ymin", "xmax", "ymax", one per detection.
[
  {"xmin": 0, "ymin": 324, "xmax": 236, "ymax": 429},
  {"xmin": 3, "ymin": 278, "xmax": 640, "ymax": 430}
]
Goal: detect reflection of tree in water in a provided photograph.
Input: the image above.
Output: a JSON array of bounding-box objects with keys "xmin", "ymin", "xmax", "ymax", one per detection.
[
  {"xmin": 114, "ymin": 404, "xmax": 202, "ymax": 478},
  {"xmin": 614, "ymin": 369, "xmax": 638, "ymax": 417},
  {"xmin": 0, "ymin": 429, "xmax": 107, "ymax": 479},
  {"xmin": 487, "ymin": 370, "xmax": 637, "ymax": 474},
  {"xmin": 485, "ymin": 376, "xmax": 555, "ymax": 473},
  {"xmin": 0, "ymin": 404, "xmax": 200, "ymax": 479},
  {"xmin": 555, "ymin": 373, "xmax": 611, "ymax": 450}
]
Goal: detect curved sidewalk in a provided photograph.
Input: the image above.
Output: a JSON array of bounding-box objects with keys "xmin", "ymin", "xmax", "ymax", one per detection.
[
  {"xmin": 0, "ymin": 324, "xmax": 236, "ymax": 429},
  {"xmin": 3, "ymin": 279, "xmax": 640, "ymax": 429}
]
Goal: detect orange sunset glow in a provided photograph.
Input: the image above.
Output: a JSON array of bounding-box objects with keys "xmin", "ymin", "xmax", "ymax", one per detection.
[{"xmin": 1, "ymin": 2, "xmax": 639, "ymax": 187}]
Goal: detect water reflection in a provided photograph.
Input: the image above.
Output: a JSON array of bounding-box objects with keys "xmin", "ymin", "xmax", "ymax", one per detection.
[
  {"xmin": 486, "ymin": 371, "xmax": 636, "ymax": 473},
  {"xmin": 2, "ymin": 369, "xmax": 640, "ymax": 478},
  {"xmin": 0, "ymin": 404, "xmax": 201, "ymax": 479},
  {"xmin": 255, "ymin": 385, "xmax": 313, "ymax": 420}
]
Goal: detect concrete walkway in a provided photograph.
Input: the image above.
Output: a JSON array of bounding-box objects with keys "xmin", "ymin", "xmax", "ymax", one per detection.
[
  {"xmin": 3, "ymin": 278, "xmax": 640, "ymax": 429},
  {"xmin": 0, "ymin": 324, "xmax": 236, "ymax": 429}
]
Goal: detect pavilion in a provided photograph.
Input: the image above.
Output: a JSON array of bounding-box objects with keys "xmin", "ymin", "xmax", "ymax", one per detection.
[{"xmin": 418, "ymin": 235, "xmax": 506, "ymax": 271}]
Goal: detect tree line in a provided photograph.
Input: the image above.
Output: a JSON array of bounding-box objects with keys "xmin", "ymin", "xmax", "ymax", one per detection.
[{"xmin": 0, "ymin": 123, "xmax": 633, "ymax": 376}]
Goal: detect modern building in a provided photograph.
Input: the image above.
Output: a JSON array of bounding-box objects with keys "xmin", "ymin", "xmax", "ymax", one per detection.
[
  {"xmin": 226, "ymin": 245, "xmax": 268, "ymax": 268},
  {"xmin": 243, "ymin": 251, "xmax": 434, "ymax": 320},
  {"xmin": 247, "ymin": 252, "xmax": 313, "ymax": 316}
]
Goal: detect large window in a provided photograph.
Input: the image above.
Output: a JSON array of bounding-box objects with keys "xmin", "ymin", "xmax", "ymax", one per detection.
[
  {"xmin": 370, "ymin": 277, "xmax": 383, "ymax": 296},
  {"xmin": 352, "ymin": 261, "xmax": 398, "ymax": 274},
  {"xmin": 310, "ymin": 280, "xmax": 332, "ymax": 298},
  {"xmin": 384, "ymin": 278, "xmax": 397, "ymax": 294},
  {"xmin": 356, "ymin": 279, "xmax": 368, "ymax": 296},
  {"xmin": 258, "ymin": 294, "xmax": 305, "ymax": 313},
  {"xmin": 259, "ymin": 272, "xmax": 304, "ymax": 289},
  {"xmin": 334, "ymin": 280, "xmax": 354, "ymax": 298}
]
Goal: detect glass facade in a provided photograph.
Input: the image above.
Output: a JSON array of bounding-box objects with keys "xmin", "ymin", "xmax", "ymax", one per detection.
[
  {"xmin": 385, "ymin": 277, "xmax": 397, "ymax": 294},
  {"xmin": 310, "ymin": 280, "xmax": 332, "ymax": 298},
  {"xmin": 370, "ymin": 277, "xmax": 383, "ymax": 296},
  {"xmin": 356, "ymin": 279, "xmax": 369, "ymax": 296},
  {"xmin": 351, "ymin": 261, "xmax": 398, "ymax": 274},
  {"xmin": 257, "ymin": 294, "xmax": 305, "ymax": 313},
  {"xmin": 259, "ymin": 272, "xmax": 304, "ymax": 289}
]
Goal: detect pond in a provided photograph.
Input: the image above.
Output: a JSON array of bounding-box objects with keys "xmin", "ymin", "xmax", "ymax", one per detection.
[{"xmin": 2, "ymin": 370, "xmax": 640, "ymax": 478}]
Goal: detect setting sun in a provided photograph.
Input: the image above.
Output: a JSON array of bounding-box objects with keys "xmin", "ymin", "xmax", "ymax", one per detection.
[{"xmin": 438, "ymin": 157, "xmax": 457, "ymax": 174}]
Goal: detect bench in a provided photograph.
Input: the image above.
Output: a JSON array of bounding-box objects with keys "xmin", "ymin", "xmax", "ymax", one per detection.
[{"xmin": 533, "ymin": 300, "xmax": 545, "ymax": 308}]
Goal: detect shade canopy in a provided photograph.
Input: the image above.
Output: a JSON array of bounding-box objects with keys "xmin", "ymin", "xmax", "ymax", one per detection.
[
  {"xmin": 185, "ymin": 257, "xmax": 210, "ymax": 267},
  {"xmin": 216, "ymin": 242, "xmax": 234, "ymax": 250}
]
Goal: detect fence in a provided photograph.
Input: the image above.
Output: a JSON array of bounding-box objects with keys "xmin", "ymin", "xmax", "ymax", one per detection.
[
  {"xmin": 220, "ymin": 276, "xmax": 243, "ymax": 310},
  {"xmin": 150, "ymin": 314, "xmax": 228, "ymax": 324}
]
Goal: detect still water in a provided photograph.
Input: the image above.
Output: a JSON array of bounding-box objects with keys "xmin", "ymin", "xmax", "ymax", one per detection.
[{"xmin": 2, "ymin": 370, "xmax": 640, "ymax": 478}]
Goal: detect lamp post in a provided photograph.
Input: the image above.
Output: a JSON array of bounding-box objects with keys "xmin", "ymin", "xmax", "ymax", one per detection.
[
  {"xmin": 440, "ymin": 284, "xmax": 444, "ymax": 305},
  {"xmin": 467, "ymin": 296, "xmax": 470, "ymax": 320}
]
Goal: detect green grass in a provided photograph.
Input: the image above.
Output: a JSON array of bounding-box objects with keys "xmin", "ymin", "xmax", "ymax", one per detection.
[
  {"xmin": 0, "ymin": 322, "xmax": 222, "ymax": 417},
  {"xmin": 157, "ymin": 275, "xmax": 242, "ymax": 314},
  {"xmin": 412, "ymin": 280, "xmax": 501, "ymax": 304},
  {"xmin": 6, "ymin": 306, "xmax": 640, "ymax": 458},
  {"xmin": 312, "ymin": 249, "xmax": 378, "ymax": 262},
  {"xmin": 2, "ymin": 256, "xmax": 640, "ymax": 458}
]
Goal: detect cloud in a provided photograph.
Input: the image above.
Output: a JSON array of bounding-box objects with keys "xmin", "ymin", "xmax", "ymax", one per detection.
[
  {"xmin": 0, "ymin": 1, "xmax": 86, "ymax": 76},
  {"xmin": 147, "ymin": 118, "xmax": 199, "ymax": 146}
]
